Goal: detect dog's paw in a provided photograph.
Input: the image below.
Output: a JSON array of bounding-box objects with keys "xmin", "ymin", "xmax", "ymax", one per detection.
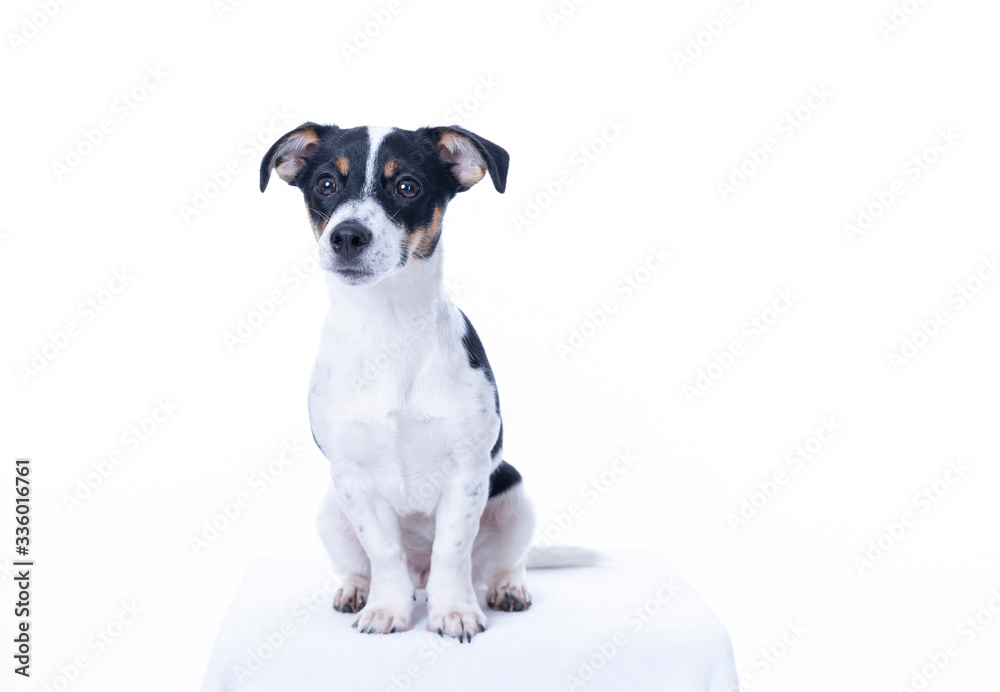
[
  {"xmin": 332, "ymin": 578, "xmax": 369, "ymax": 614},
  {"xmin": 352, "ymin": 603, "xmax": 412, "ymax": 634},
  {"xmin": 486, "ymin": 578, "xmax": 532, "ymax": 612},
  {"xmin": 427, "ymin": 603, "xmax": 488, "ymax": 643}
]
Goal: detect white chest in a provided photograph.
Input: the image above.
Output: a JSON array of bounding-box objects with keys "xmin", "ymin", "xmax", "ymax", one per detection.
[{"xmin": 307, "ymin": 292, "xmax": 500, "ymax": 514}]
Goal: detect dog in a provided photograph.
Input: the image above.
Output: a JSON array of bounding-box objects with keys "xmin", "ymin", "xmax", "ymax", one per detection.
[{"xmin": 261, "ymin": 123, "xmax": 594, "ymax": 643}]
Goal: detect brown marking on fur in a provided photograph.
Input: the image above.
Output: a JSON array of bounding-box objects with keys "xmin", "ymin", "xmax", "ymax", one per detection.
[
  {"xmin": 438, "ymin": 131, "xmax": 463, "ymax": 152},
  {"xmin": 437, "ymin": 132, "xmax": 486, "ymax": 188},
  {"xmin": 384, "ymin": 158, "xmax": 399, "ymax": 178},
  {"xmin": 306, "ymin": 202, "xmax": 326, "ymax": 240},
  {"xmin": 274, "ymin": 127, "xmax": 320, "ymax": 183},
  {"xmin": 459, "ymin": 164, "xmax": 485, "ymax": 187},
  {"xmin": 334, "ymin": 156, "xmax": 349, "ymax": 176},
  {"xmin": 405, "ymin": 205, "xmax": 444, "ymax": 262}
]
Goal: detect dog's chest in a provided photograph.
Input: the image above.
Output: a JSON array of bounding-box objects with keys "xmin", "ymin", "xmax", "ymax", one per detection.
[{"xmin": 307, "ymin": 303, "xmax": 499, "ymax": 511}]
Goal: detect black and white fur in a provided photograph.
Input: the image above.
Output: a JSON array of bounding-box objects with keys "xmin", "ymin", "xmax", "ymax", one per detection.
[{"xmin": 261, "ymin": 123, "xmax": 591, "ymax": 642}]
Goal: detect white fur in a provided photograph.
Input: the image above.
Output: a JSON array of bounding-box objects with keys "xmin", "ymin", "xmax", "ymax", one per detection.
[{"xmin": 362, "ymin": 126, "xmax": 393, "ymax": 197}]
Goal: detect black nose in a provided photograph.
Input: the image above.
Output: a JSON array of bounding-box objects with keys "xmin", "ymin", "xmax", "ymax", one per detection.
[{"xmin": 330, "ymin": 221, "xmax": 372, "ymax": 260}]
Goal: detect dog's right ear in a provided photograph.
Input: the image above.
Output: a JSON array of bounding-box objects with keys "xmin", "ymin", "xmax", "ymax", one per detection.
[{"xmin": 260, "ymin": 122, "xmax": 325, "ymax": 192}]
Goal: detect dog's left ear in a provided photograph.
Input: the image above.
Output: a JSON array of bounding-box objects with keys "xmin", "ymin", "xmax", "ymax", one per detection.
[
  {"xmin": 260, "ymin": 122, "xmax": 326, "ymax": 192},
  {"xmin": 425, "ymin": 126, "xmax": 509, "ymax": 193}
]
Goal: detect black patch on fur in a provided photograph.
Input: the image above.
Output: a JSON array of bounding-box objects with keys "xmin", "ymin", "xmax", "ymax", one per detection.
[
  {"xmin": 460, "ymin": 310, "xmax": 503, "ymax": 460},
  {"xmin": 488, "ymin": 461, "xmax": 522, "ymax": 499},
  {"xmin": 295, "ymin": 126, "xmax": 372, "ymax": 233},
  {"xmin": 372, "ymin": 129, "xmax": 457, "ymax": 251},
  {"xmin": 460, "ymin": 311, "xmax": 500, "ymax": 414}
]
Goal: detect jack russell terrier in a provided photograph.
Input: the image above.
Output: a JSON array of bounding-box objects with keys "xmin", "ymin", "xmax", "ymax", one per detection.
[{"xmin": 261, "ymin": 123, "xmax": 594, "ymax": 642}]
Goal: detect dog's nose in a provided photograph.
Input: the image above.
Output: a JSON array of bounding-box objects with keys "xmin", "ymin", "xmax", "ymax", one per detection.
[{"xmin": 330, "ymin": 221, "xmax": 372, "ymax": 260}]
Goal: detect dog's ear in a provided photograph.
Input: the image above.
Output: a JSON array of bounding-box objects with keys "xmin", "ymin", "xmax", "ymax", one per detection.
[
  {"xmin": 425, "ymin": 126, "xmax": 509, "ymax": 193},
  {"xmin": 260, "ymin": 122, "xmax": 325, "ymax": 192}
]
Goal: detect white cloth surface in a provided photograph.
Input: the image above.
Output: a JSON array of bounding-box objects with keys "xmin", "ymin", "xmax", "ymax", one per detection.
[{"xmin": 199, "ymin": 549, "xmax": 738, "ymax": 692}]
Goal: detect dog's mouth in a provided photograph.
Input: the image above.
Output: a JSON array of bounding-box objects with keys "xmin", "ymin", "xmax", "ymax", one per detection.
[
  {"xmin": 317, "ymin": 248, "xmax": 373, "ymax": 284},
  {"xmin": 337, "ymin": 266, "xmax": 369, "ymax": 278},
  {"xmin": 332, "ymin": 265, "xmax": 379, "ymax": 285}
]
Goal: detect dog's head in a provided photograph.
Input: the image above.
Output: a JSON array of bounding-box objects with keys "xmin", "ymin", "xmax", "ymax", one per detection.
[{"xmin": 260, "ymin": 123, "xmax": 508, "ymax": 286}]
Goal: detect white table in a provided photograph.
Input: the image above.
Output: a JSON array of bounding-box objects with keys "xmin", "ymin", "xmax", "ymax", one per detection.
[{"xmin": 199, "ymin": 549, "xmax": 738, "ymax": 692}]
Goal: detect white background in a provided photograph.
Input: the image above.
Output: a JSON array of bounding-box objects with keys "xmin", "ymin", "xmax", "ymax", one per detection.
[{"xmin": 2, "ymin": 0, "xmax": 999, "ymax": 690}]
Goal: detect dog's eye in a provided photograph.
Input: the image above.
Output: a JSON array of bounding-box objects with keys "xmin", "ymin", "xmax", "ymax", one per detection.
[
  {"xmin": 316, "ymin": 176, "xmax": 338, "ymax": 196},
  {"xmin": 396, "ymin": 178, "xmax": 420, "ymax": 199}
]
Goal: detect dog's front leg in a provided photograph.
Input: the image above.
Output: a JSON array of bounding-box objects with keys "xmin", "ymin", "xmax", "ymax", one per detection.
[
  {"xmin": 335, "ymin": 480, "xmax": 414, "ymax": 634},
  {"xmin": 425, "ymin": 468, "xmax": 490, "ymax": 642}
]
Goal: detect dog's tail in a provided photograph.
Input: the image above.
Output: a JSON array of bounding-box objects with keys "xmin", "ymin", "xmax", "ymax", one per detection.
[{"xmin": 526, "ymin": 545, "xmax": 603, "ymax": 569}]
